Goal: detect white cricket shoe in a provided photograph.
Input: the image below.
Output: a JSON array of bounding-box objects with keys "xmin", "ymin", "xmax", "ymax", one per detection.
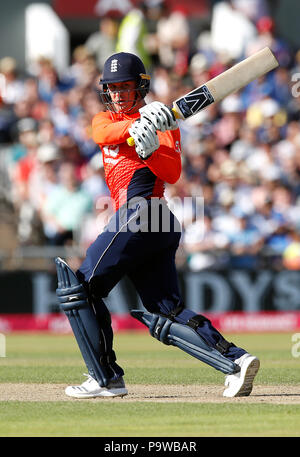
[
  {"xmin": 65, "ymin": 374, "xmax": 128, "ymax": 398},
  {"xmin": 223, "ymin": 353, "xmax": 260, "ymax": 397}
]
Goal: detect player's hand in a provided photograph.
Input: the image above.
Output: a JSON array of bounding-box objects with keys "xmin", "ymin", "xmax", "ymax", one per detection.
[
  {"xmin": 139, "ymin": 101, "xmax": 178, "ymax": 132},
  {"xmin": 128, "ymin": 118, "xmax": 159, "ymax": 160}
]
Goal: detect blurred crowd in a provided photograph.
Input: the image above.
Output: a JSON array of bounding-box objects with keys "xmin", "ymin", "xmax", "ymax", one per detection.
[{"xmin": 1, "ymin": 0, "xmax": 300, "ymax": 271}]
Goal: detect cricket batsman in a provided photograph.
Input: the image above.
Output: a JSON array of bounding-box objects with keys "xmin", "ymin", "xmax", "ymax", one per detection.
[{"xmin": 55, "ymin": 52, "xmax": 260, "ymax": 398}]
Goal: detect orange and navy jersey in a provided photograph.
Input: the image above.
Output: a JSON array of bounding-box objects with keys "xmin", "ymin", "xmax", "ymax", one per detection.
[{"xmin": 92, "ymin": 110, "xmax": 182, "ymax": 211}]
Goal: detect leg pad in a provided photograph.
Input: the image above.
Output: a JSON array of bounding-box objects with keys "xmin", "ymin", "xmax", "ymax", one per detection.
[
  {"xmin": 131, "ymin": 311, "xmax": 240, "ymax": 375},
  {"xmin": 55, "ymin": 257, "xmax": 110, "ymax": 387}
]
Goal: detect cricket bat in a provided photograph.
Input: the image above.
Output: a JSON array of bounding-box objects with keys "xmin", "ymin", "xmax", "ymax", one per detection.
[{"xmin": 127, "ymin": 47, "xmax": 278, "ymax": 146}]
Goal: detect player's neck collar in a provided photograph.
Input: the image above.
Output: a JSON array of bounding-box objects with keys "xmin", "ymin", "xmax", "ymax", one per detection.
[{"xmin": 110, "ymin": 110, "xmax": 141, "ymax": 121}]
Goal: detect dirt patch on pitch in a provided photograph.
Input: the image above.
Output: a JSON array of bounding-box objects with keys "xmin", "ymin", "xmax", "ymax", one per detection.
[{"xmin": 1, "ymin": 384, "xmax": 300, "ymax": 404}]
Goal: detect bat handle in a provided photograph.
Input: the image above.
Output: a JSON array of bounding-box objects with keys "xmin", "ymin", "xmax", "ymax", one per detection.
[
  {"xmin": 127, "ymin": 108, "xmax": 180, "ymax": 146},
  {"xmin": 127, "ymin": 136, "xmax": 136, "ymax": 147}
]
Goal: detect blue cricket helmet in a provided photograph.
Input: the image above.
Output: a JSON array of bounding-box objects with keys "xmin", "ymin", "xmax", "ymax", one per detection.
[
  {"xmin": 100, "ymin": 52, "xmax": 148, "ymax": 84},
  {"xmin": 99, "ymin": 52, "xmax": 151, "ymax": 112}
]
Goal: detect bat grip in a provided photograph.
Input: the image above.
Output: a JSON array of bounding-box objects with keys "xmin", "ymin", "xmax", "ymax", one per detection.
[{"xmin": 126, "ymin": 108, "xmax": 179, "ymax": 146}]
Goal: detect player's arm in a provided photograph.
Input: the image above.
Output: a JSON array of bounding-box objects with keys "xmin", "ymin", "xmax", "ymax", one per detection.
[
  {"xmin": 92, "ymin": 112, "xmax": 135, "ymax": 145},
  {"xmin": 145, "ymin": 129, "xmax": 182, "ymax": 184}
]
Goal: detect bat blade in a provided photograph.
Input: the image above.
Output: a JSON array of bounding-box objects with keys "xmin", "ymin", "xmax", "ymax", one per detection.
[{"xmin": 173, "ymin": 47, "xmax": 278, "ymax": 120}]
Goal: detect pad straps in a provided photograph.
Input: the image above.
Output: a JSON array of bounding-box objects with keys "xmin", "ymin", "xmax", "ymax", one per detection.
[
  {"xmin": 187, "ymin": 314, "xmax": 234, "ymax": 355},
  {"xmin": 187, "ymin": 314, "xmax": 209, "ymax": 329},
  {"xmin": 168, "ymin": 303, "xmax": 185, "ymax": 320},
  {"xmin": 166, "ymin": 306, "xmax": 234, "ymax": 356}
]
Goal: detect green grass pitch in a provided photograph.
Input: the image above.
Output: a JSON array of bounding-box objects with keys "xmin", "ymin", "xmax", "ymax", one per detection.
[{"xmin": 0, "ymin": 331, "xmax": 299, "ymax": 437}]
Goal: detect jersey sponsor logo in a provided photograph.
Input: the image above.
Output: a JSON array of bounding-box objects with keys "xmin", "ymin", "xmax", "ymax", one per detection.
[
  {"xmin": 103, "ymin": 145, "xmax": 120, "ymax": 165},
  {"xmin": 104, "ymin": 157, "xmax": 119, "ymax": 165},
  {"xmin": 103, "ymin": 145, "xmax": 119, "ymax": 157},
  {"xmin": 110, "ymin": 59, "xmax": 118, "ymax": 72}
]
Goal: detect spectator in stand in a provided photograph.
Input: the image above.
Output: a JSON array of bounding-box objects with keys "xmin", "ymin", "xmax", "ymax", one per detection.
[
  {"xmin": 116, "ymin": 3, "xmax": 152, "ymax": 69},
  {"xmin": 0, "ymin": 57, "xmax": 24, "ymax": 105},
  {"xmin": 9, "ymin": 118, "xmax": 39, "ymax": 201},
  {"xmin": 49, "ymin": 92, "xmax": 72, "ymax": 136},
  {"xmin": 210, "ymin": 0, "xmax": 257, "ymax": 60},
  {"xmin": 282, "ymin": 229, "xmax": 300, "ymax": 270},
  {"xmin": 270, "ymin": 66, "xmax": 292, "ymax": 107},
  {"xmin": 80, "ymin": 153, "xmax": 110, "ymax": 204},
  {"xmin": 231, "ymin": 0, "xmax": 270, "ymax": 22},
  {"xmin": 41, "ymin": 161, "xmax": 93, "ymax": 246},
  {"xmin": 85, "ymin": 17, "xmax": 118, "ymax": 71},
  {"xmin": 183, "ymin": 214, "xmax": 229, "ymax": 271},
  {"xmin": 156, "ymin": 6, "xmax": 190, "ymax": 76},
  {"xmin": 28, "ymin": 142, "xmax": 61, "ymax": 225},
  {"xmin": 249, "ymin": 188, "xmax": 279, "ymax": 237},
  {"xmin": 77, "ymin": 55, "xmax": 100, "ymax": 91},
  {"xmin": 271, "ymin": 185, "xmax": 295, "ymax": 226},
  {"xmin": 264, "ymin": 224, "xmax": 292, "ymax": 260},
  {"xmin": 72, "ymin": 112, "xmax": 100, "ymax": 160},
  {"xmin": 64, "ymin": 46, "xmax": 93, "ymax": 88},
  {"xmin": 150, "ymin": 66, "xmax": 172, "ymax": 103},
  {"xmin": 36, "ymin": 119, "xmax": 56, "ymax": 145},
  {"xmin": 228, "ymin": 214, "xmax": 264, "ymax": 268},
  {"xmin": 229, "ymin": 123, "xmax": 259, "ymax": 162},
  {"xmin": 22, "ymin": 77, "xmax": 50, "ymax": 122},
  {"xmin": 67, "ymin": 86, "xmax": 84, "ymax": 120},
  {"xmin": 79, "ymin": 194, "xmax": 114, "ymax": 251},
  {"xmin": 8, "ymin": 117, "xmax": 41, "ymax": 243},
  {"xmin": 213, "ymin": 95, "xmax": 244, "ymax": 148},
  {"xmin": 0, "ymin": 91, "xmax": 17, "ymax": 143},
  {"xmin": 55, "ymin": 133, "xmax": 84, "ymax": 169},
  {"xmin": 35, "ymin": 58, "xmax": 60, "ymax": 104},
  {"xmin": 246, "ymin": 15, "xmax": 292, "ymax": 67},
  {"xmin": 188, "ymin": 52, "xmax": 212, "ymax": 89}
]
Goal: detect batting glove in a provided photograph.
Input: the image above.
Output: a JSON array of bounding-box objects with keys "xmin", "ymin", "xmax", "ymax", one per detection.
[
  {"xmin": 139, "ymin": 101, "xmax": 178, "ymax": 132},
  {"xmin": 128, "ymin": 118, "xmax": 160, "ymax": 160}
]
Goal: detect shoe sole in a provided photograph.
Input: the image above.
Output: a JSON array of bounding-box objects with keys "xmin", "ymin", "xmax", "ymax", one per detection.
[
  {"xmin": 65, "ymin": 388, "xmax": 128, "ymax": 399},
  {"xmin": 236, "ymin": 357, "xmax": 260, "ymax": 397},
  {"xmin": 223, "ymin": 357, "xmax": 260, "ymax": 397}
]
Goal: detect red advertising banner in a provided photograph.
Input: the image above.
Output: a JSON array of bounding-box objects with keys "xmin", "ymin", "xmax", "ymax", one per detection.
[
  {"xmin": 52, "ymin": 0, "xmax": 209, "ymax": 18},
  {"xmin": 1, "ymin": 312, "xmax": 300, "ymax": 334}
]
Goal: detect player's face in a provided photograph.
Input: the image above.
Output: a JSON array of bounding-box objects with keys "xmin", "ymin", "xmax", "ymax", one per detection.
[{"xmin": 107, "ymin": 81, "xmax": 141, "ymax": 113}]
